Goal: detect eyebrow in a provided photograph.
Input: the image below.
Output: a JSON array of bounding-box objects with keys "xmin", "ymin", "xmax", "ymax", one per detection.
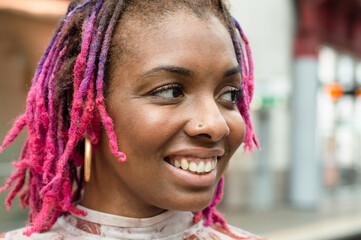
[
  {"xmin": 138, "ymin": 65, "xmax": 195, "ymax": 80},
  {"xmin": 138, "ymin": 64, "xmax": 242, "ymax": 80},
  {"xmin": 224, "ymin": 66, "xmax": 242, "ymax": 77}
]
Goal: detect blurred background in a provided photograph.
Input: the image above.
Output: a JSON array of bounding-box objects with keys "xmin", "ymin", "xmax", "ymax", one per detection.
[{"xmin": 0, "ymin": 0, "xmax": 361, "ymax": 239}]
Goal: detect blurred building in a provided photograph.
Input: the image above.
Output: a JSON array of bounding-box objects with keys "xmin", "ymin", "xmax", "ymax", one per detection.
[
  {"xmin": 0, "ymin": 0, "xmax": 361, "ymax": 239},
  {"xmin": 228, "ymin": 0, "xmax": 361, "ymax": 239}
]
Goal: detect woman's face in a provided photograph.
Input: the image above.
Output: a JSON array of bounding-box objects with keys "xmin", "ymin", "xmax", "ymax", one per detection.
[{"xmin": 88, "ymin": 11, "xmax": 245, "ymax": 217}]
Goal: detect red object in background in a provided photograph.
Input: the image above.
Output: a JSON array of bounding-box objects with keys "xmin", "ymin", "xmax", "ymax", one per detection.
[
  {"xmin": 294, "ymin": 0, "xmax": 320, "ymax": 57},
  {"xmin": 296, "ymin": 0, "xmax": 361, "ymax": 58}
]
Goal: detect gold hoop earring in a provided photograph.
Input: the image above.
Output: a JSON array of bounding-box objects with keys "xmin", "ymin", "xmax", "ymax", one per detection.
[{"xmin": 84, "ymin": 136, "xmax": 92, "ymax": 182}]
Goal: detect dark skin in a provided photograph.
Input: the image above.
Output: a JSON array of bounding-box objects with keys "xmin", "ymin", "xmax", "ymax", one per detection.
[{"xmin": 82, "ymin": 11, "xmax": 245, "ymax": 218}]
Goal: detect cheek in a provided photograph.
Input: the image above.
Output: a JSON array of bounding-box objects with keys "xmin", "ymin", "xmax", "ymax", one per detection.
[
  {"xmin": 109, "ymin": 102, "xmax": 182, "ymax": 156},
  {"xmin": 227, "ymin": 112, "xmax": 246, "ymax": 152}
]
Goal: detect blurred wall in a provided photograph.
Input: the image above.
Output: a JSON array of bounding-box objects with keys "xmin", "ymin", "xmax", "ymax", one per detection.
[
  {"xmin": 226, "ymin": 0, "xmax": 295, "ymax": 209},
  {"xmin": 0, "ymin": 2, "xmax": 65, "ymax": 231}
]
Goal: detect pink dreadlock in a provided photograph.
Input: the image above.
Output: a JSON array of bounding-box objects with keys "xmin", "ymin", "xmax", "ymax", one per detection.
[{"xmin": 0, "ymin": 0, "xmax": 258, "ymax": 236}]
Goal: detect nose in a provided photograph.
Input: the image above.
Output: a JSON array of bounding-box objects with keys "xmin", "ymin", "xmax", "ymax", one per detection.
[{"xmin": 184, "ymin": 99, "xmax": 230, "ymax": 142}]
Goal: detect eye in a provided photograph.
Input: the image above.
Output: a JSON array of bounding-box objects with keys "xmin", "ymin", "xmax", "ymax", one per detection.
[
  {"xmin": 220, "ymin": 88, "xmax": 242, "ymax": 104},
  {"xmin": 150, "ymin": 83, "xmax": 184, "ymax": 99}
]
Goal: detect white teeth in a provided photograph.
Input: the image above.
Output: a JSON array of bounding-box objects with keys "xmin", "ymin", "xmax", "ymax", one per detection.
[
  {"xmin": 181, "ymin": 159, "xmax": 189, "ymax": 170},
  {"xmin": 197, "ymin": 161, "xmax": 205, "ymax": 173},
  {"xmin": 175, "ymin": 160, "xmax": 181, "ymax": 168},
  {"xmin": 205, "ymin": 161, "xmax": 212, "ymax": 172},
  {"xmin": 211, "ymin": 159, "xmax": 217, "ymax": 170},
  {"xmin": 169, "ymin": 156, "xmax": 219, "ymax": 174},
  {"xmin": 189, "ymin": 162, "xmax": 197, "ymax": 172}
]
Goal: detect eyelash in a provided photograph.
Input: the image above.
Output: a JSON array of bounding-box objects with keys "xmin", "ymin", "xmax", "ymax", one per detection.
[
  {"xmin": 222, "ymin": 88, "xmax": 243, "ymax": 104},
  {"xmin": 149, "ymin": 84, "xmax": 243, "ymax": 105},
  {"xmin": 149, "ymin": 83, "xmax": 184, "ymax": 98}
]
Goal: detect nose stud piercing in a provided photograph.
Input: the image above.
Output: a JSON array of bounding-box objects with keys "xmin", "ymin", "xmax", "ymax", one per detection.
[{"xmin": 198, "ymin": 122, "xmax": 204, "ymax": 128}]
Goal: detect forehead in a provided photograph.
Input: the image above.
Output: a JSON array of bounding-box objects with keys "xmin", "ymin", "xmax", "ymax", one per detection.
[
  {"xmin": 107, "ymin": 10, "xmax": 238, "ymax": 87},
  {"xmin": 110, "ymin": 5, "xmax": 231, "ymax": 60}
]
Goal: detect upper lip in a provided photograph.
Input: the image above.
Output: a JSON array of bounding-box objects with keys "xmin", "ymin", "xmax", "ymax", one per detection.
[{"xmin": 165, "ymin": 147, "xmax": 225, "ymax": 159}]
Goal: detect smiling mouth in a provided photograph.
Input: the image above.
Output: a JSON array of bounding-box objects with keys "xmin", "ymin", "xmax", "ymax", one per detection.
[{"xmin": 164, "ymin": 156, "xmax": 218, "ymax": 175}]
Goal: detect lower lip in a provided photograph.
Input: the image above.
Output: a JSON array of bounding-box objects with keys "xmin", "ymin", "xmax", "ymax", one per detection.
[{"xmin": 164, "ymin": 161, "xmax": 217, "ymax": 187}]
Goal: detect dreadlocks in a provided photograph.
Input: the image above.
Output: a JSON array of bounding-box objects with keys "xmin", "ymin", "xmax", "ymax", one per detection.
[{"xmin": 0, "ymin": 0, "xmax": 258, "ymax": 236}]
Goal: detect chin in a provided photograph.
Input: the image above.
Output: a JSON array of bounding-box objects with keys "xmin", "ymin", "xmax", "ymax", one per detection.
[{"xmin": 161, "ymin": 190, "xmax": 215, "ymax": 212}]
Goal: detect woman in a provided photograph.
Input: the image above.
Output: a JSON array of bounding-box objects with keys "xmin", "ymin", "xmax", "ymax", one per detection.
[{"xmin": 0, "ymin": 0, "xmax": 262, "ymax": 239}]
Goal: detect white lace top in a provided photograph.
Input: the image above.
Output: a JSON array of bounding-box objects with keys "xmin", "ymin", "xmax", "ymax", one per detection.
[{"xmin": 1, "ymin": 206, "xmax": 265, "ymax": 240}]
